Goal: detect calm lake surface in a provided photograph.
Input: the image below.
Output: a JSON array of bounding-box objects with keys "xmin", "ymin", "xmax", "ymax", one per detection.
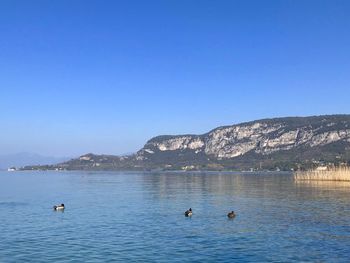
[{"xmin": 1, "ymin": 171, "xmax": 350, "ymax": 262}]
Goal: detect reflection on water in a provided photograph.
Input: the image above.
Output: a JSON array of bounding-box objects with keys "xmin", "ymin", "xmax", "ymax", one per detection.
[
  {"xmin": 295, "ymin": 179, "xmax": 350, "ymax": 189},
  {"xmin": 0, "ymin": 171, "xmax": 350, "ymax": 262}
]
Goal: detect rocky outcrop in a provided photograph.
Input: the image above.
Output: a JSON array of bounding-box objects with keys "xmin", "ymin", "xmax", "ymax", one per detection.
[
  {"xmin": 137, "ymin": 115, "xmax": 350, "ymax": 164},
  {"xmin": 24, "ymin": 115, "xmax": 350, "ymax": 171}
]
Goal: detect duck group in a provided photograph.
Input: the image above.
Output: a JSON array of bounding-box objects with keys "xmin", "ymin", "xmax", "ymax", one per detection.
[
  {"xmin": 52, "ymin": 204, "xmax": 236, "ymax": 218},
  {"xmin": 184, "ymin": 208, "xmax": 237, "ymax": 218}
]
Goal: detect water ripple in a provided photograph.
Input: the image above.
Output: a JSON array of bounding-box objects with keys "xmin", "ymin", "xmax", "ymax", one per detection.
[{"xmin": 0, "ymin": 171, "xmax": 350, "ymax": 262}]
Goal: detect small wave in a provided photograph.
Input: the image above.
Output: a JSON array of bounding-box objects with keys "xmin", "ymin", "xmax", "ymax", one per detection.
[{"xmin": 0, "ymin": 201, "xmax": 28, "ymax": 207}]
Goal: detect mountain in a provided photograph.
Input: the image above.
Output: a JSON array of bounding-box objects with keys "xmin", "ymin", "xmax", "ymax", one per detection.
[
  {"xmin": 24, "ymin": 115, "xmax": 350, "ymax": 171},
  {"xmin": 0, "ymin": 153, "xmax": 69, "ymax": 170}
]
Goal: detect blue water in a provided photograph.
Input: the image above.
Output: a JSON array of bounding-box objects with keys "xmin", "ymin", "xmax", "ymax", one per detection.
[{"xmin": 1, "ymin": 171, "xmax": 350, "ymax": 262}]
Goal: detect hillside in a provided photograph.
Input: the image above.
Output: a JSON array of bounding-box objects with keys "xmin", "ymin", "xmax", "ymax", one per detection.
[{"xmin": 23, "ymin": 115, "xmax": 350, "ymax": 171}]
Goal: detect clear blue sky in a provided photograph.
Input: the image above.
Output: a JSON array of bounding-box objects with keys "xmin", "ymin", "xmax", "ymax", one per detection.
[{"xmin": 1, "ymin": 0, "xmax": 349, "ymax": 157}]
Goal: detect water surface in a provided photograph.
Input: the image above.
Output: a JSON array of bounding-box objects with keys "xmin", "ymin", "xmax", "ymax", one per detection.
[{"xmin": 1, "ymin": 171, "xmax": 350, "ymax": 262}]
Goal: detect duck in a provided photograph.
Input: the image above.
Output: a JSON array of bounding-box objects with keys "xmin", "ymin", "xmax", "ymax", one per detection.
[
  {"xmin": 227, "ymin": 211, "xmax": 236, "ymax": 218},
  {"xmin": 53, "ymin": 203, "xmax": 65, "ymax": 210},
  {"xmin": 184, "ymin": 208, "xmax": 192, "ymax": 217}
]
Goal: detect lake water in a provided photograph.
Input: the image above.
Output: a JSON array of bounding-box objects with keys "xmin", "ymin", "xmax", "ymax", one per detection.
[{"xmin": 1, "ymin": 171, "xmax": 350, "ymax": 262}]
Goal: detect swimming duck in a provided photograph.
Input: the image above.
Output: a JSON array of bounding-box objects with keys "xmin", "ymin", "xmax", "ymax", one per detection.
[
  {"xmin": 53, "ymin": 203, "xmax": 65, "ymax": 210},
  {"xmin": 184, "ymin": 208, "xmax": 192, "ymax": 217},
  {"xmin": 227, "ymin": 211, "xmax": 236, "ymax": 218}
]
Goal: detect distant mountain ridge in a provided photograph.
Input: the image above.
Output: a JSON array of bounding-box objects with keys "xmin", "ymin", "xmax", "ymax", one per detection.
[
  {"xmin": 0, "ymin": 153, "xmax": 69, "ymax": 170},
  {"xmin": 24, "ymin": 115, "xmax": 350, "ymax": 171}
]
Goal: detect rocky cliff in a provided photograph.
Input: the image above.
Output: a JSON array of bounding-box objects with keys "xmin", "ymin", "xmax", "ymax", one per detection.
[
  {"xmin": 135, "ymin": 115, "xmax": 350, "ymax": 170},
  {"xmin": 24, "ymin": 115, "xmax": 350, "ymax": 171}
]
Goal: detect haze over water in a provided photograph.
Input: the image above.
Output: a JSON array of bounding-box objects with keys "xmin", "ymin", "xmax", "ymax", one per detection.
[{"xmin": 1, "ymin": 171, "xmax": 349, "ymax": 262}]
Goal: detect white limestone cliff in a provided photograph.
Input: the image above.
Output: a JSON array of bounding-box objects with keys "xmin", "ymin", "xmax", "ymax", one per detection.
[{"xmin": 141, "ymin": 119, "xmax": 350, "ymax": 159}]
